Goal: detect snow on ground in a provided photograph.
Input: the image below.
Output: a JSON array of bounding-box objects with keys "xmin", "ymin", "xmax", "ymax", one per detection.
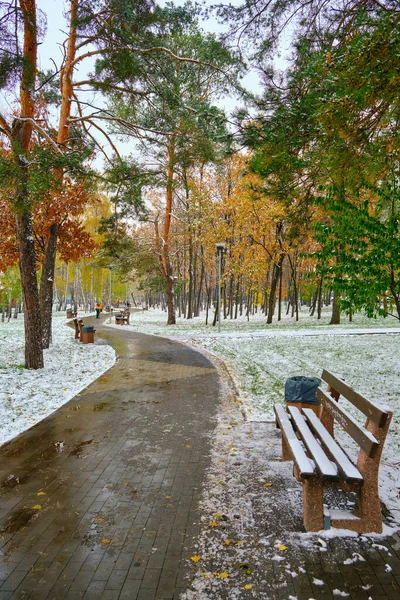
[
  {"xmin": 107, "ymin": 307, "xmax": 400, "ymax": 524},
  {"xmin": 0, "ymin": 313, "xmax": 116, "ymax": 447},
  {"xmin": 109, "ymin": 307, "xmax": 400, "ymax": 598},
  {"xmin": 0, "ymin": 306, "xmax": 399, "ymax": 597}
]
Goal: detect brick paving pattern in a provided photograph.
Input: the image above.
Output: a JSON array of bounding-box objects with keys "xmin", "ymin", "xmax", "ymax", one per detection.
[{"xmin": 0, "ymin": 319, "xmax": 220, "ymax": 599}]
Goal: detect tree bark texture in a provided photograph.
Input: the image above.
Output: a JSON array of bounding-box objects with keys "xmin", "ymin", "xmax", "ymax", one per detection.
[
  {"xmin": 15, "ymin": 210, "xmax": 43, "ymax": 369},
  {"xmin": 267, "ymin": 254, "xmax": 285, "ymax": 324},
  {"xmin": 330, "ymin": 291, "xmax": 341, "ymax": 324},
  {"xmin": 11, "ymin": 0, "xmax": 43, "ymax": 369},
  {"xmin": 163, "ymin": 137, "xmax": 176, "ymax": 324}
]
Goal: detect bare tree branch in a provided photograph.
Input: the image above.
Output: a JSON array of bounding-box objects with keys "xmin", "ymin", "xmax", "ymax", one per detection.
[{"xmin": 16, "ymin": 117, "xmax": 62, "ymax": 152}]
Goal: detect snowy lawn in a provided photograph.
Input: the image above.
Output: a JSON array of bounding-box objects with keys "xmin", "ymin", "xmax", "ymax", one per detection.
[{"xmin": 0, "ymin": 313, "xmax": 116, "ymax": 447}]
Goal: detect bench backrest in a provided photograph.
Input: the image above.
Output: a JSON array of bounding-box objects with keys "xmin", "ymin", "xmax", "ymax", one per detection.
[
  {"xmin": 321, "ymin": 370, "xmax": 389, "ymax": 428},
  {"xmin": 318, "ymin": 370, "xmax": 392, "ymax": 459}
]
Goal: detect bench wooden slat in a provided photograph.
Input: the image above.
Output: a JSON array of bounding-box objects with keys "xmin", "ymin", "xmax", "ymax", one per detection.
[
  {"xmin": 316, "ymin": 388, "xmax": 380, "ymax": 458},
  {"xmin": 321, "ymin": 370, "xmax": 389, "ymax": 428},
  {"xmin": 287, "ymin": 406, "xmax": 338, "ymax": 479},
  {"xmin": 302, "ymin": 408, "xmax": 363, "ymax": 483},
  {"xmin": 274, "ymin": 405, "xmax": 315, "ymax": 478}
]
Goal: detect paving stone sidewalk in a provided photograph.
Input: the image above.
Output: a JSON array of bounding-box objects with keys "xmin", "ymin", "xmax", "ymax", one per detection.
[{"xmin": 0, "ymin": 316, "xmax": 220, "ymax": 600}]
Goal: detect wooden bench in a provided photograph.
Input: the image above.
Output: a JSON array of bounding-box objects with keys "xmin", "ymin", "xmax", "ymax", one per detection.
[
  {"xmin": 274, "ymin": 370, "xmax": 392, "ymax": 533},
  {"xmin": 115, "ymin": 310, "xmax": 130, "ymax": 325}
]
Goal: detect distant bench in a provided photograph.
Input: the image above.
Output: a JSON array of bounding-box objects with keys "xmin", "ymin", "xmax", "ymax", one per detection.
[
  {"xmin": 115, "ymin": 309, "xmax": 130, "ymax": 325},
  {"xmin": 274, "ymin": 370, "xmax": 392, "ymax": 533}
]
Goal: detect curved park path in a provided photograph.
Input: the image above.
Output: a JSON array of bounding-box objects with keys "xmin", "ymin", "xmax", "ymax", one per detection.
[{"xmin": 0, "ymin": 316, "xmax": 220, "ymax": 599}]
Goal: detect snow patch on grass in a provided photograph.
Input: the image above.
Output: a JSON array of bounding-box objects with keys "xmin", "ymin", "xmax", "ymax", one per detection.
[{"xmin": 0, "ymin": 313, "xmax": 116, "ymax": 447}]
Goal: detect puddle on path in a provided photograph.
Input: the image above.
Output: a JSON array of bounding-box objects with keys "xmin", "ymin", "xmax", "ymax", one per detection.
[
  {"xmin": 93, "ymin": 402, "xmax": 110, "ymax": 411},
  {"xmin": 1, "ymin": 507, "xmax": 38, "ymax": 534},
  {"xmin": 69, "ymin": 439, "xmax": 94, "ymax": 457}
]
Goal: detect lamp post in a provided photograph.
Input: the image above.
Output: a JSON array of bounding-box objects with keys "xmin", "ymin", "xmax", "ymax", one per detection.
[
  {"xmin": 216, "ymin": 242, "xmax": 225, "ymax": 333},
  {"xmin": 109, "ymin": 266, "xmax": 112, "ymax": 323}
]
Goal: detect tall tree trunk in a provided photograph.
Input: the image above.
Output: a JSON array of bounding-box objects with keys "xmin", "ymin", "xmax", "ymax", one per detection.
[
  {"xmin": 187, "ymin": 234, "xmax": 193, "ymax": 319},
  {"xmin": 267, "ymin": 254, "xmax": 285, "ymax": 324},
  {"xmin": 330, "ymin": 291, "xmax": 341, "ymax": 324},
  {"xmin": 234, "ymin": 276, "xmax": 240, "ymax": 320},
  {"xmin": 309, "ymin": 283, "xmax": 318, "ymax": 316},
  {"xmin": 195, "ymin": 256, "xmax": 205, "ymax": 317},
  {"xmin": 10, "ymin": 0, "xmax": 43, "ymax": 369},
  {"xmin": 317, "ymin": 277, "xmax": 323, "ymax": 319},
  {"xmin": 16, "ymin": 211, "xmax": 43, "ymax": 368},
  {"xmin": 154, "ymin": 137, "xmax": 176, "ymax": 325},
  {"xmin": 40, "ymin": 223, "xmax": 59, "ymax": 348},
  {"xmin": 228, "ymin": 275, "xmax": 234, "ymax": 319},
  {"xmin": 278, "ymin": 265, "xmax": 283, "ymax": 321}
]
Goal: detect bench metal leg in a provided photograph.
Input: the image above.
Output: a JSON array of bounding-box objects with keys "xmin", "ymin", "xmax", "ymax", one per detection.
[{"xmin": 303, "ymin": 479, "xmax": 324, "ymax": 531}]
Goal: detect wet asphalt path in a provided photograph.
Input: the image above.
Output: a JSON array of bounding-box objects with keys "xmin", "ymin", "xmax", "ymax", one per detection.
[{"xmin": 0, "ymin": 316, "xmax": 220, "ymax": 599}]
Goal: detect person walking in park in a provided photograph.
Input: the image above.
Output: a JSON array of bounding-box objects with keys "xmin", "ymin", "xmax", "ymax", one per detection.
[{"xmin": 95, "ymin": 300, "xmax": 103, "ymax": 318}]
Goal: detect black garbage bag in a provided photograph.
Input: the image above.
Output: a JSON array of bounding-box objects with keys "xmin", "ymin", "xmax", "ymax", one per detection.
[{"xmin": 284, "ymin": 376, "xmax": 321, "ymax": 405}]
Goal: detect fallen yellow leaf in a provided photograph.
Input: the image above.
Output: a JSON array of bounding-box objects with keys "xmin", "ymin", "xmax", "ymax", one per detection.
[
  {"xmin": 95, "ymin": 517, "xmax": 104, "ymax": 521},
  {"xmin": 244, "ymin": 584, "xmax": 253, "ymax": 589},
  {"xmin": 235, "ymin": 541, "xmax": 244, "ymax": 546},
  {"xmin": 32, "ymin": 505, "xmax": 41, "ymax": 510},
  {"xmin": 279, "ymin": 544, "xmax": 288, "ymax": 551},
  {"xmin": 208, "ymin": 522, "xmax": 218, "ymax": 527},
  {"xmin": 190, "ymin": 555, "xmax": 201, "ymax": 563},
  {"xmin": 264, "ymin": 483, "xmax": 273, "ymax": 487},
  {"xmin": 220, "ymin": 571, "xmax": 229, "ymax": 579},
  {"xmin": 37, "ymin": 491, "xmax": 46, "ymax": 496},
  {"xmin": 101, "ymin": 538, "xmax": 111, "ymax": 544},
  {"xmin": 165, "ymin": 495, "xmax": 171, "ymax": 499}
]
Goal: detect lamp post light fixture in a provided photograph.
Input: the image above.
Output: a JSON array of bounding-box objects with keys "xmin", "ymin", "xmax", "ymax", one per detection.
[{"xmin": 216, "ymin": 242, "xmax": 225, "ymax": 333}]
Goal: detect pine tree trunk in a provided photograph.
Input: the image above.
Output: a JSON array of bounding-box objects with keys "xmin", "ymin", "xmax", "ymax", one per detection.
[{"xmin": 15, "ymin": 211, "xmax": 43, "ymax": 369}]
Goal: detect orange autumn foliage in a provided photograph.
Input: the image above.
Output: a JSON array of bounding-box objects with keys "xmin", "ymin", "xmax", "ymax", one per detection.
[{"xmin": 0, "ymin": 180, "xmax": 98, "ymax": 268}]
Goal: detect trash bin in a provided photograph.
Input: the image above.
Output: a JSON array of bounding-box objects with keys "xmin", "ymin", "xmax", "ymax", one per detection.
[
  {"xmin": 285, "ymin": 376, "xmax": 321, "ymax": 415},
  {"xmin": 81, "ymin": 325, "xmax": 95, "ymax": 344}
]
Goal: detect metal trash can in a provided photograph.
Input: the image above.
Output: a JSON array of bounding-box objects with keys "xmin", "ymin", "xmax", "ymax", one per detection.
[
  {"xmin": 81, "ymin": 325, "xmax": 95, "ymax": 344},
  {"xmin": 285, "ymin": 376, "xmax": 321, "ymax": 415}
]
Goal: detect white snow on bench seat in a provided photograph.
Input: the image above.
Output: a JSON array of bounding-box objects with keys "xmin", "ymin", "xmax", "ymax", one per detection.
[{"xmin": 302, "ymin": 408, "xmax": 363, "ymax": 483}]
